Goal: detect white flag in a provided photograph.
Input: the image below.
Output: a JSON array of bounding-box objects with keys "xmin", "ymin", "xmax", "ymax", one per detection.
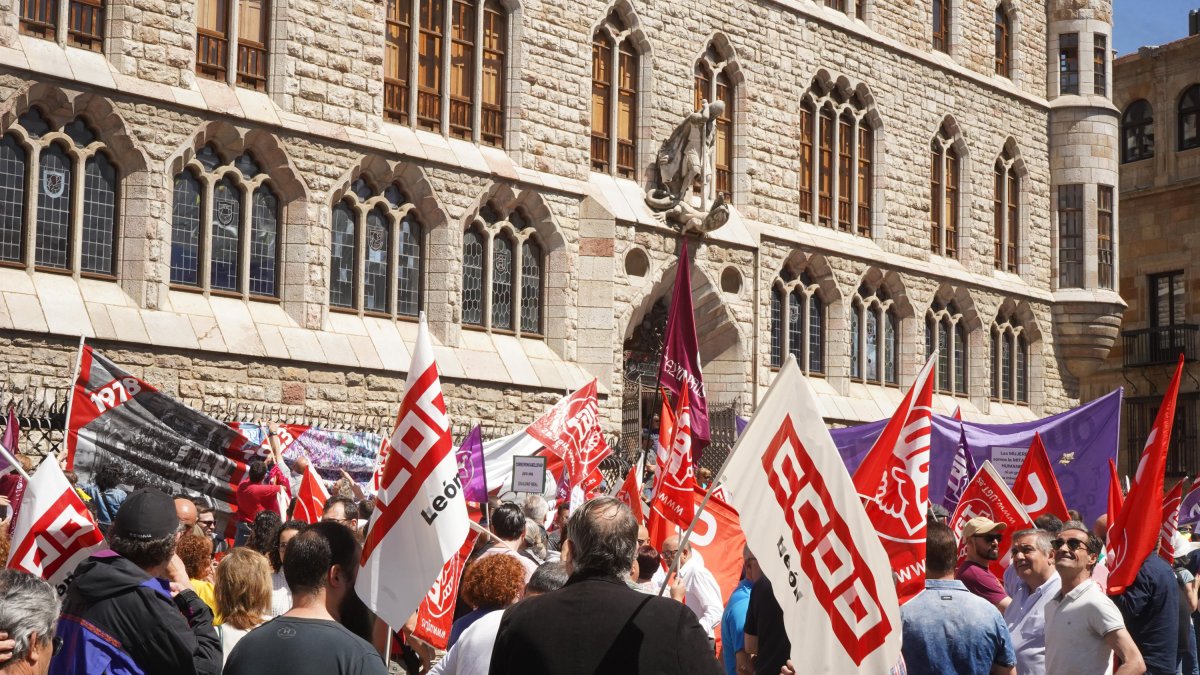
[
  {"xmin": 722, "ymin": 356, "xmax": 902, "ymax": 673},
  {"xmin": 355, "ymin": 314, "xmax": 469, "ymax": 629},
  {"xmin": 7, "ymin": 456, "xmax": 104, "ymax": 592}
]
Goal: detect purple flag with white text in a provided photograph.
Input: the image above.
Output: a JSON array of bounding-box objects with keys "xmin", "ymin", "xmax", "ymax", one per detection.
[
  {"xmin": 1179, "ymin": 481, "xmax": 1200, "ymax": 528},
  {"xmin": 657, "ymin": 239, "xmax": 709, "ymax": 454},
  {"xmin": 455, "ymin": 425, "xmax": 488, "ymax": 503},
  {"xmin": 941, "ymin": 423, "xmax": 977, "ymax": 513}
]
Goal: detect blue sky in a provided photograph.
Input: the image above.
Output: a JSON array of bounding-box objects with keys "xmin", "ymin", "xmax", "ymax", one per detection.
[{"xmin": 1112, "ymin": 0, "xmax": 1195, "ymax": 55}]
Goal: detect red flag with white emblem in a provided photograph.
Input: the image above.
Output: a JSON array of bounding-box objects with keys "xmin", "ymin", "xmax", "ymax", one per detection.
[
  {"xmin": 948, "ymin": 461, "xmax": 1034, "ymax": 579},
  {"xmin": 1108, "ymin": 356, "xmax": 1184, "ymax": 595},
  {"xmin": 293, "ymin": 463, "xmax": 330, "ymax": 524},
  {"xmin": 853, "ymin": 354, "xmax": 937, "ymax": 605},
  {"xmin": 6, "ymin": 456, "xmax": 104, "ymax": 589},
  {"xmin": 615, "ymin": 461, "xmax": 644, "ymax": 525},
  {"xmin": 653, "ymin": 386, "xmax": 695, "ymax": 530},
  {"xmin": 412, "ymin": 531, "xmax": 480, "ymax": 650},
  {"xmin": 1011, "ymin": 433, "xmax": 1069, "ymax": 522},
  {"xmin": 356, "ymin": 314, "xmax": 469, "ymax": 629},
  {"xmin": 1159, "ymin": 479, "xmax": 1185, "ymax": 564}
]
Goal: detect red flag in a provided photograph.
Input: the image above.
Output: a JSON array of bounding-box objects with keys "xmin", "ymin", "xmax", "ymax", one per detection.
[
  {"xmin": 1159, "ymin": 479, "xmax": 1185, "ymax": 564},
  {"xmin": 652, "ymin": 386, "xmax": 695, "ymax": 530},
  {"xmin": 616, "ymin": 462, "xmax": 644, "ymax": 524},
  {"xmin": 527, "ymin": 380, "xmax": 610, "ymax": 505},
  {"xmin": 853, "ymin": 355, "xmax": 937, "ymax": 604},
  {"xmin": 948, "ymin": 461, "xmax": 1035, "ymax": 579},
  {"xmin": 412, "ymin": 530, "xmax": 480, "ymax": 650},
  {"xmin": 1107, "ymin": 356, "xmax": 1184, "ymax": 595},
  {"xmin": 293, "ymin": 463, "xmax": 331, "ymax": 524},
  {"xmin": 7, "ymin": 457, "xmax": 105, "ymax": 587},
  {"xmin": 952, "ymin": 406, "xmax": 962, "ymax": 421},
  {"xmin": 1107, "ymin": 458, "xmax": 1123, "ymax": 528},
  {"xmin": 689, "ymin": 486, "xmax": 745, "ymax": 604},
  {"xmin": 657, "ymin": 239, "xmax": 709, "ymax": 454},
  {"xmin": 651, "ymin": 390, "xmax": 676, "ymax": 499},
  {"xmin": 1012, "ymin": 433, "xmax": 1069, "ymax": 522}
]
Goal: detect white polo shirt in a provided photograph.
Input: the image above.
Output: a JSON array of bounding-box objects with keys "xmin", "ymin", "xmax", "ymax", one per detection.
[{"xmin": 1044, "ymin": 579, "xmax": 1126, "ymax": 675}]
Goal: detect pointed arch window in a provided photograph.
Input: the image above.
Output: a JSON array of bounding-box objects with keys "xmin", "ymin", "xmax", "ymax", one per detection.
[
  {"xmin": 327, "ymin": 178, "xmax": 424, "ymax": 317},
  {"xmin": 591, "ymin": 11, "xmax": 640, "ymax": 178},
  {"xmin": 926, "ymin": 299, "xmax": 968, "ymax": 396},
  {"xmin": 993, "ymin": 147, "xmax": 1021, "ymax": 273},
  {"xmin": 0, "ymin": 111, "xmax": 120, "ymax": 276},
  {"xmin": 1121, "ymin": 100, "xmax": 1154, "ymax": 163},
  {"xmin": 930, "ymin": 125, "xmax": 960, "ymax": 258},
  {"xmin": 992, "ymin": 313, "xmax": 1029, "ymax": 403},
  {"xmin": 694, "ymin": 46, "xmax": 736, "ymax": 201},
  {"xmin": 462, "ymin": 206, "xmax": 545, "ymax": 335},
  {"xmin": 768, "ymin": 268, "xmax": 825, "ymax": 374},
  {"xmin": 1179, "ymin": 85, "xmax": 1200, "ymax": 151},
  {"xmin": 851, "ymin": 284, "xmax": 898, "ymax": 385},
  {"xmin": 170, "ymin": 147, "xmax": 279, "ymax": 296},
  {"xmin": 994, "ymin": 6, "xmax": 1011, "ymax": 77},
  {"xmin": 799, "ymin": 84, "xmax": 874, "ymax": 236}
]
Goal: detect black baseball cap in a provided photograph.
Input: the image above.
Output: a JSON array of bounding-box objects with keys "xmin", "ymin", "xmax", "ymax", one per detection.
[{"xmin": 109, "ymin": 488, "xmax": 180, "ymax": 540}]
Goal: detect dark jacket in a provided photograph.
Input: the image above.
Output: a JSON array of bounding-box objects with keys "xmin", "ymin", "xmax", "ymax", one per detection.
[
  {"xmin": 489, "ymin": 572, "xmax": 723, "ymax": 675},
  {"xmin": 1113, "ymin": 554, "xmax": 1180, "ymax": 675},
  {"xmin": 50, "ymin": 551, "xmax": 222, "ymax": 675}
]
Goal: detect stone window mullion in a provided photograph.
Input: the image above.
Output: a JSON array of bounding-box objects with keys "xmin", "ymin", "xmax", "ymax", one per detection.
[
  {"xmin": 607, "ymin": 32, "xmax": 621, "ymax": 177},
  {"xmin": 406, "ymin": 0, "xmax": 420, "ymax": 123},
  {"xmin": 471, "ymin": 0, "xmax": 484, "ymax": 144},
  {"xmin": 227, "ymin": 0, "xmax": 240, "ymax": 87},
  {"xmin": 389, "ymin": 212, "xmax": 401, "ymax": 315},
  {"xmin": 512, "ymin": 228, "xmax": 524, "ymax": 336},
  {"xmin": 22, "ymin": 141, "xmax": 41, "ymax": 271},
  {"xmin": 55, "ymin": 0, "xmax": 68, "ymax": 46},
  {"xmin": 353, "ymin": 207, "xmax": 367, "ymax": 312},
  {"xmin": 69, "ymin": 150, "xmax": 87, "ymax": 275},
  {"xmin": 849, "ymin": 115, "xmax": 860, "ymax": 235},
  {"xmin": 482, "ymin": 229, "xmax": 493, "ymax": 330},
  {"xmin": 780, "ymin": 282, "xmax": 792, "ymax": 360},
  {"xmin": 237, "ymin": 178, "xmax": 254, "ymax": 298},
  {"xmin": 199, "ymin": 174, "xmax": 216, "ymax": 291}
]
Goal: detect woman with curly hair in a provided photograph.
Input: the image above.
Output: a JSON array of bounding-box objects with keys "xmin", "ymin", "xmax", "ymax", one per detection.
[
  {"xmin": 244, "ymin": 510, "xmax": 281, "ymax": 556},
  {"xmin": 268, "ymin": 519, "xmax": 306, "ymax": 616},
  {"xmin": 447, "ymin": 553, "xmax": 526, "ymax": 648},
  {"xmin": 176, "ymin": 532, "xmax": 218, "ymax": 615},
  {"xmin": 214, "ymin": 547, "xmax": 273, "ymax": 664}
]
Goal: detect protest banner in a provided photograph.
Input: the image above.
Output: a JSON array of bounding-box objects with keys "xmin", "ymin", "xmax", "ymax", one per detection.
[
  {"xmin": 455, "ymin": 425, "xmax": 488, "ymax": 503},
  {"xmin": 615, "ymin": 460, "xmax": 644, "ymax": 524},
  {"xmin": 833, "ymin": 388, "xmax": 1123, "ymax": 525},
  {"xmin": 412, "ymin": 531, "xmax": 480, "ymax": 650},
  {"xmin": 942, "ymin": 422, "xmax": 976, "ymax": 513},
  {"xmin": 1159, "ymin": 479, "xmax": 1185, "ymax": 564},
  {"xmin": 527, "ymin": 379, "xmax": 610, "ymax": 504},
  {"xmin": 688, "ymin": 486, "xmax": 745, "ymax": 605},
  {"xmin": 1107, "ymin": 356, "xmax": 1183, "ymax": 595},
  {"xmin": 948, "ymin": 461, "xmax": 1034, "ymax": 579},
  {"xmin": 653, "ymin": 386, "xmax": 695, "ymax": 530},
  {"xmin": 512, "ymin": 456, "xmax": 547, "ymax": 494},
  {"xmin": 658, "ymin": 239, "xmax": 709, "ymax": 454},
  {"xmin": 7, "ymin": 457, "xmax": 105, "ymax": 594},
  {"xmin": 357, "ymin": 314, "xmax": 470, "ymax": 630},
  {"xmin": 853, "ymin": 354, "xmax": 936, "ymax": 605},
  {"xmin": 232, "ymin": 422, "xmax": 381, "ymax": 491},
  {"xmin": 1012, "ymin": 433, "xmax": 1070, "ymax": 522},
  {"xmin": 724, "ymin": 356, "xmax": 901, "ymax": 672},
  {"xmin": 293, "ymin": 463, "xmax": 330, "ymax": 524},
  {"xmin": 66, "ymin": 346, "xmax": 251, "ymax": 532},
  {"xmin": 1179, "ymin": 479, "xmax": 1200, "ymax": 528}
]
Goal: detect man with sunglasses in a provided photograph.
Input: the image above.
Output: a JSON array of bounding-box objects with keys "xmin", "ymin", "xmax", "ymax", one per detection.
[
  {"xmin": 956, "ymin": 517, "xmax": 1013, "ymax": 612},
  {"xmin": 1044, "ymin": 522, "xmax": 1144, "ymax": 675}
]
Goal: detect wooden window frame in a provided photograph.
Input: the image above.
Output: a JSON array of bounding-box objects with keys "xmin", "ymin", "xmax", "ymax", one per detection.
[
  {"xmin": 590, "ymin": 33, "xmax": 613, "ymax": 174},
  {"xmin": 1059, "ymin": 32, "xmax": 1079, "ymax": 95},
  {"xmin": 448, "ymin": 0, "xmax": 476, "ymax": 140},
  {"xmin": 837, "ymin": 112, "xmax": 853, "ymax": 232},
  {"xmin": 615, "ymin": 42, "xmax": 638, "ymax": 179},
  {"xmin": 479, "ymin": 0, "xmax": 506, "ymax": 147},
  {"xmin": 68, "ymin": 0, "xmax": 105, "ymax": 51},
  {"xmin": 1093, "ymin": 34, "xmax": 1107, "ymax": 97},
  {"xmin": 235, "ymin": 0, "xmax": 270, "ymax": 91},
  {"xmin": 1097, "ymin": 185, "xmax": 1113, "ymax": 289},
  {"xmin": 20, "ymin": 0, "xmax": 58, "ymax": 40},
  {"xmin": 1057, "ymin": 184, "xmax": 1084, "ymax": 288},
  {"xmin": 799, "ymin": 100, "xmax": 814, "ymax": 221},
  {"xmin": 416, "ymin": 0, "xmax": 445, "ymax": 132},
  {"xmin": 994, "ymin": 6, "xmax": 1011, "ymax": 78},
  {"xmin": 932, "ymin": 0, "xmax": 950, "ymax": 53},
  {"xmin": 196, "ymin": 0, "xmax": 231, "ymax": 82},
  {"xmin": 693, "ymin": 55, "xmax": 735, "ymax": 203},
  {"xmin": 818, "ymin": 106, "xmax": 834, "ymax": 228},
  {"xmin": 384, "ymin": 0, "xmax": 412, "ymax": 124},
  {"xmin": 930, "ymin": 129, "xmax": 959, "ymax": 259},
  {"xmin": 1150, "ymin": 270, "xmax": 1185, "ymax": 329}
]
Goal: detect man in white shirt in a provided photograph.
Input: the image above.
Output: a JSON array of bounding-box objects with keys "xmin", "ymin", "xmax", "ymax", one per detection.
[
  {"xmin": 1003, "ymin": 528, "xmax": 1060, "ymax": 675},
  {"xmin": 662, "ymin": 535, "xmax": 723, "ymax": 640}
]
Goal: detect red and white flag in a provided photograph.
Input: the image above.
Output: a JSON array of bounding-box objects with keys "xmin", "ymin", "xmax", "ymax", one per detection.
[
  {"xmin": 1107, "ymin": 458, "xmax": 1123, "ymax": 527},
  {"xmin": 688, "ymin": 486, "xmax": 745, "ymax": 604},
  {"xmin": 412, "ymin": 531, "xmax": 480, "ymax": 650},
  {"xmin": 723, "ymin": 356, "xmax": 901, "ymax": 672},
  {"xmin": 652, "ymin": 389, "xmax": 676, "ymax": 499},
  {"xmin": 948, "ymin": 461, "xmax": 1034, "ymax": 579},
  {"xmin": 1159, "ymin": 479, "xmax": 1186, "ymax": 564},
  {"xmin": 653, "ymin": 386, "xmax": 695, "ymax": 529},
  {"xmin": 615, "ymin": 460, "xmax": 644, "ymax": 525},
  {"xmin": 356, "ymin": 314, "xmax": 469, "ymax": 630},
  {"xmin": 6, "ymin": 456, "xmax": 104, "ymax": 589},
  {"xmin": 293, "ymin": 463, "xmax": 330, "ymax": 524},
  {"xmin": 1108, "ymin": 356, "xmax": 1184, "ymax": 595},
  {"xmin": 1012, "ymin": 433, "xmax": 1070, "ymax": 522},
  {"xmin": 853, "ymin": 354, "xmax": 937, "ymax": 605}
]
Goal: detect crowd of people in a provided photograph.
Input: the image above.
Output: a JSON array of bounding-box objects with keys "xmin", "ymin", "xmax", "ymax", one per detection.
[{"xmin": 1, "ymin": 429, "xmax": 1198, "ymax": 675}]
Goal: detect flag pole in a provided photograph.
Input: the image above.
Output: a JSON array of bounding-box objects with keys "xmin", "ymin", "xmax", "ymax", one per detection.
[
  {"xmin": 0, "ymin": 439, "xmax": 30, "ymax": 482},
  {"xmin": 60, "ymin": 335, "xmax": 86, "ymax": 466},
  {"xmin": 646, "ymin": 235, "xmax": 687, "ymax": 474}
]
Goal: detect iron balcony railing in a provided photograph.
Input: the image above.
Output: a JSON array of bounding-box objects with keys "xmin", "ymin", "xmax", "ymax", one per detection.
[{"xmin": 1122, "ymin": 324, "xmax": 1200, "ymax": 367}]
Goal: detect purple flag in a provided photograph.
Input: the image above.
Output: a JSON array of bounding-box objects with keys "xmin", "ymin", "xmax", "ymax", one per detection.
[
  {"xmin": 735, "ymin": 415, "xmax": 748, "ymax": 438},
  {"xmin": 940, "ymin": 423, "xmax": 977, "ymax": 512},
  {"xmin": 658, "ymin": 239, "xmax": 709, "ymax": 453},
  {"xmin": 1179, "ymin": 482, "xmax": 1200, "ymax": 528},
  {"xmin": 455, "ymin": 425, "xmax": 488, "ymax": 503},
  {"xmin": 0, "ymin": 407, "xmax": 18, "ymax": 476}
]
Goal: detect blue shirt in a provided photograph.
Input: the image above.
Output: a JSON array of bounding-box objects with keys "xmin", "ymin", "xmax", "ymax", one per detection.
[
  {"xmin": 720, "ymin": 579, "xmax": 753, "ymax": 675},
  {"xmin": 1003, "ymin": 572, "xmax": 1060, "ymax": 675},
  {"xmin": 901, "ymin": 579, "xmax": 1016, "ymax": 675}
]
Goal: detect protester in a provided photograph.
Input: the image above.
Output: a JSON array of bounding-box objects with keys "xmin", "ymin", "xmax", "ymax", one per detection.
[
  {"xmin": 234, "ymin": 423, "xmax": 291, "ymax": 546},
  {"xmin": 1174, "ymin": 557, "xmax": 1199, "ymax": 675},
  {"xmin": 214, "ymin": 548, "xmax": 273, "ymax": 665},
  {"xmin": 489, "ymin": 497, "xmax": 722, "ymax": 674},
  {"xmin": 632, "ymin": 544, "xmax": 660, "ymax": 593},
  {"xmin": 1112, "ymin": 550, "xmax": 1180, "ymax": 675},
  {"xmin": 431, "ymin": 562, "xmax": 569, "ymax": 675},
  {"xmin": 476, "ymin": 503, "xmax": 537, "ymax": 583},
  {"xmin": 175, "ymin": 496, "xmax": 201, "ymax": 534},
  {"xmin": 223, "ymin": 522, "xmax": 387, "ymax": 675},
  {"xmin": 321, "ymin": 496, "xmax": 359, "ymax": 530},
  {"xmin": 1044, "ymin": 522, "xmax": 1144, "ymax": 675},
  {"xmin": 246, "ymin": 510, "xmax": 282, "ymax": 557},
  {"xmin": 721, "ymin": 546, "xmax": 762, "ymax": 675},
  {"xmin": 448, "ymin": 555, "xmax": 525, "ymax": 648},
  {"xmin": 662, "ymin": 534, "xmax": 724, "ymax": 642},
  {"xmin": 901, "ymin": 522, "xmax": 1016, "ymax": 674},
  {"xmin": 546, "ymin": 503, "xmax": 569, "ymax": 551},
  {"xmin": 0, "ymin": 570, "xmax": 60, "ymax": 675},
  {"xmin": 269, "ymin": 520, "xmax": 306, "ymax": 617},
  {"xmin": 51, "ymin": 487, "xmax": 221, "ymax": 674},
  {"xmin": 1003, "ymin": 528, "xmax": 1060, "ymax": 675},
  {"xmin": 521, "ymin": 519, "xmax": 556, "ymax": 565},
  {"xmin": 521, "ymin": 495, "xmax": 549, "ymax": 529},
  {"xmin": 78, "ymin": 463, "xmax": 125, "ymax": 533},
  {"xmin": 1033, "ymin": 514, "xmax": 1062, "ymax": 534},
  {"xmin": 957, "ymin": 516, "xmax": 1012, "ymax": 611},
  {"xmin": 176, "ymin": 533, "xmax": 218, "ymax": 615},
  {"xmin": 744, "ymin": 576, "xmax": 790, "ymax": 675}
]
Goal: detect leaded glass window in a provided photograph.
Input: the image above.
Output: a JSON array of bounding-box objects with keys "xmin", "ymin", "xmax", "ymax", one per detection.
[
  {"xmin": 938, "ymin": 320, "xmax": 951, "ymax": 391},
  {"xmin": 787, "ymin": 291, "xmax": 802, "ymax": 363},
  {"xmin": 209, "ymin": 178, "xmax": 241, "ymax": 292},
  {"xmin": 463, "ymin": 207, "xmax": 545, "ymax": 335},
  {"xmin": 809, "ymin": 294, "xmax": 823, "ymax": 373},
  {"xmin": 865, "ymin": 305, "xmax": 879, "ymax": 381},
  {"xmin": 852, "ymin": 284, "xmax": 896, "ymax": 385},
  {"xmin": 397, "ymin": 214, "xmax": 422, "ymax": 317},
  {"xmin": 769, "ymin": 267, "xmax": 825, "ymax": 375},
  {"xmin": 0, "ymin": 135, "xmax": 26, "ymax": 263},
  {"xmin": 328, "ymin": 181, "xmax": 424, "ymax": 316},
  {"xmin": 171, "ymin": 171, "xmax": 202, "ymax": 286},
  {"xmin": 1016, "ymin": 335, "xmax": 1028, "ymax": 403},
  {"xmin": 81, "ymin": 153, "xmax": 117, "ymax": 275},
  {"xmin": 35, "ymin": 143, "xmax": 72, "ymax": 270},
  {"xmin": 363, "ymin": 207, "xmax": 391, "ymax": 313},
  {"xmin": 329, "ymin": 203, "xmax": 356, "ymax": 308},
  {"xmin": 248, "ymin": 186, "xmax": 277, "ymax": 296},
  {"xmin": 520, "ymin": 239, "xmax": 541, "ymax": 333},
  {"xmin": 770, "ymin": 287, "xmax": 782, "ymax": 368},
  {"xmin": 462, "ymin": 229, "xmax": 484, "ymax": 326},
  {"xmin": 954, "ymin": 322, "xmax": 966, "ymax": 395},
  {"xmin": 491, "ymin": 234, "xmax": 513, "ymax": 330},
  {"xmin": 993, "ymin": 313, "xmax": 1030, "ymax": 404},
  {"xmin": 885, "ymin": 312, "xmax": 898, "ymax": 385},
  {"xmin": 850, "ymin": 303, "xmax": 861, "ymax": 379}
]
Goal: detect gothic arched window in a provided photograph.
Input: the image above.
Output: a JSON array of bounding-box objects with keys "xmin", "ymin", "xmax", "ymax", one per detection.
[
  {"xmin": 851, "ymin": 284, "xmax": 897, "ymax": 385},
  {"xmin": 926, "ymin": 299, "xmax": 968, "ymax": 396},
  {"xmin": 591, "ymin": 10, "xmax": 640, "ymax": 178},
  {"xmin": 462, "ymin": 205, "xmax": 545, "ymax": 336},
  {"xmin": 798, "ymin": 83, "xmax": 874, "ymax": 237},
  {"xmin": 992, "ymin": 312, "xmax": 1029, "ymax": 404},
  {"xmin": 768, "ymin": 268, "xmax": 824, "ymax": 375}
]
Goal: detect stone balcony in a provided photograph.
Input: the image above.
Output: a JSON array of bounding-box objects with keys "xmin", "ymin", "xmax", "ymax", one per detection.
[{"xmin": 1051, "ymin": 288, "xmax": 1127, "ymax": 378}]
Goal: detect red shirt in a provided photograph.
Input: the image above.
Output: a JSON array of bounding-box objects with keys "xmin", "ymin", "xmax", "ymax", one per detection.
[
  {"xmin": 955, "ymin": 559, "xmax": 1008, "ymax": 605},
  {"xmin": 235, "ymin": 464, "xmax": 290, "ymax": 523}
]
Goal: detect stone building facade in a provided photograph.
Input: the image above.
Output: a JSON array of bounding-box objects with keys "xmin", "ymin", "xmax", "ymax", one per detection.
[
  {"xmin": 0, "ymin": 0, "xmax": 1124, "ymax": 450},
  {"xmin": 1082, "ymin": 19, "xmax": 1200, "ymax": 476}
]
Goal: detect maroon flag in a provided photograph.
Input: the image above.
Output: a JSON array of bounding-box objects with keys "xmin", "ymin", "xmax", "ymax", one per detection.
[
  {"xmin": 1, "ymin": 406, "xmax": 17, "ymax": 457},
  {"xmin": 657, "ymin": 239, "xmax": 709, "ymax": 453}
]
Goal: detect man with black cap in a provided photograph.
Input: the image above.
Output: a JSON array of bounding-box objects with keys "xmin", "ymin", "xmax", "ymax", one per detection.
[
  {"xmin": 50, "ymin": 487, "xmax": 221, "ymax": 675},
  {"xmin": 957, "ymin": 516, "xmax": 1013, "ymax": 611}
]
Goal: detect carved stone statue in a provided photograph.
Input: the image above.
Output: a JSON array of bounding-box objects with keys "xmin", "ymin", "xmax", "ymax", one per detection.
[{"xmin": 645, "ymin": 99, "xmax": 730, "ymax": 235}]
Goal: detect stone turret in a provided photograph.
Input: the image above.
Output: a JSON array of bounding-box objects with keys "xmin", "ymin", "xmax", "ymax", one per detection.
[{"xmin": 1046, "ymin": 0, "xmax": 1126, "ymax": 383}]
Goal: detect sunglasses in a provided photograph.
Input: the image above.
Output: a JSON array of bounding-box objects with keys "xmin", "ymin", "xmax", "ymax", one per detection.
[
  {"xmin": 973, "ymin": 534, "xmax": 1003, "ymax": 543},
  {"xmin": 1052, "ymin": 537, "xmax": 1089, "ymax": 551}
]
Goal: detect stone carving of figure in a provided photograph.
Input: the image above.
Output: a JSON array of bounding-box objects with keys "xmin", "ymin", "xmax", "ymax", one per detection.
[{"xmin": 646, "ymin": 99, "xmax": 725, "ymax": 212}]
